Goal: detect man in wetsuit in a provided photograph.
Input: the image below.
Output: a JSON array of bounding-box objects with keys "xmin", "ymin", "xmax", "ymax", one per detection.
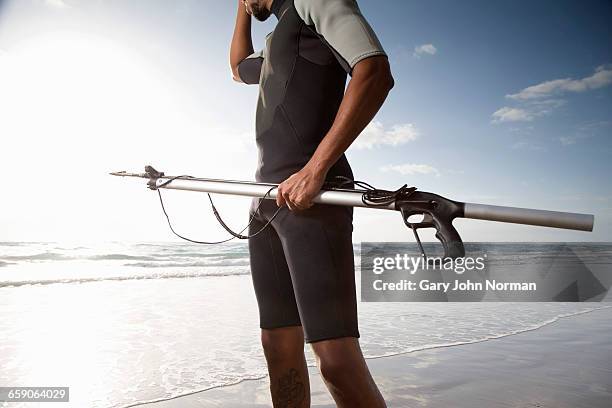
[{"xmin": 230, "ymin": 0, "xmax": 393, "ymax": 406}]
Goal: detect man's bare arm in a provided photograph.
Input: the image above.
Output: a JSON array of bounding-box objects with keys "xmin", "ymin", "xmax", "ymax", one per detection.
[
  {"xmin": 276, "ymin": 56, "xmax": 394, "ymax": 210},
  {"xmin": 309, "ymin": 57, "xmax": 395, "ymax": 177},
  {"xmin": 229, "ymin": 0, "xmax": 254, "ymax": 82}
]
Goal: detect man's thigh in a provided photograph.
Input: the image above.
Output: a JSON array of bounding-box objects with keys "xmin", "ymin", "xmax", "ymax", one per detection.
[
  {"xmin": 248, "ymin": 207, "xmax": 302, "ymax": 330},
  {"xmin": 271, "ymin": 203, "xmax": 359, "ymax": 343}
]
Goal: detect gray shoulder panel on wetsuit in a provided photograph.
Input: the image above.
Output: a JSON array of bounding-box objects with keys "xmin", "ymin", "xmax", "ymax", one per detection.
[
  {"xmin": 237, "ymin": 49, "xmax": 264, "ymax": 85},
  {"xmin": 294, "ymin": 0, "xmax": 387, "ymax": 72}
]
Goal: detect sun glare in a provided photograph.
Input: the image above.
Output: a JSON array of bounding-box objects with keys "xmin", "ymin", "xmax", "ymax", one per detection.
[
  {"xmin": 0, "ymin": 31, "xmax": 222, "ymax": 241},
  {"xmin": 0, "ymin": 31, "xmax": 183, "ymax": 163}
]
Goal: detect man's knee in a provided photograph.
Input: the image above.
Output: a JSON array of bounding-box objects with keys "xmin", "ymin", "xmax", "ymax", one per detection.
[
  {"xmin": 311, "ymin": 337, "xmax": 361, "ymax": 384},
  {"xmin": 317, "ymin": 353, "xmax": 348, "ymax": 384},
  {"xmin": 261, "ymin": 326, "xmax": 305, "ymax": 364}
]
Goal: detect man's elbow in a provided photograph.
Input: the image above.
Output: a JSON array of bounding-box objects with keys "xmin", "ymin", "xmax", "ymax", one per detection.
[
  {"xmin": 230, "ymin": 64, "xmax": 243, "ymax": 83},
  {"xmin": 376, "ymin": 59, "xmax": 395, "ymax": 93},
  {"xmin": 381, "ymin": 68, "xmax": 394, "ymax": 93},
  {"xmin": 355, "ymin": 56, "xmax": 395, "ymax": 93}
]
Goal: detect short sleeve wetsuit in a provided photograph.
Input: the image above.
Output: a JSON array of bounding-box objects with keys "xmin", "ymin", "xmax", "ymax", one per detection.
[{"xmin": 236, "ymin": 0, "xmax": 387, "ymax": 343}]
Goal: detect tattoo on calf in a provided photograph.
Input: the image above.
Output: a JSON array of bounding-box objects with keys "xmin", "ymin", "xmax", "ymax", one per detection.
[{"xmin": 276, "ymin": 368, "xmax": 306, "ymax": 407}]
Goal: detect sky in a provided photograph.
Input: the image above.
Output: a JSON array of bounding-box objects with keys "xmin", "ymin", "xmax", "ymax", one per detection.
[{"xmin": 0, "ymin": 0, "xmax": 610, "ymax": 244}]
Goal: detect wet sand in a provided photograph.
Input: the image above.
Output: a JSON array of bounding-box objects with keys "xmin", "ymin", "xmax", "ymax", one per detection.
[{"xmin": 138, "ymin": 306, "xmax": 612, "ymax": 407}]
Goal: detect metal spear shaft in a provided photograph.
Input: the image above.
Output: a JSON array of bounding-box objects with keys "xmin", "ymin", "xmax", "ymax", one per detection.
[{"xmin": 110, "ymin": 170, "xmax": 594, "ymax": 232}]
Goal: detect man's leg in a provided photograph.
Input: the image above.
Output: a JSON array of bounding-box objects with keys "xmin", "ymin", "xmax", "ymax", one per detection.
[
  {"xmin": 248, "ymin": 203, "xmax": 310, "ymax": 407},
  {"xmin": 269, "ymin": 203, "xmax": 385, "ymax": 405},
  {"xmin": 261, "ymin": 326, "xmax": 310, "ymax": 408},
  {"xmin": 311, "ymin": 337, "xmax": 385, "ymax": 408}
]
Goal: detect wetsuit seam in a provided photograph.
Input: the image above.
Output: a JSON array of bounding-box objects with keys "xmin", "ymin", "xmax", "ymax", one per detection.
[
  {"xmin": 281, "ymin": 8, "xmax": 301, "ymax": 97},
  {"xmin": 278, "ymin": 104, "xmax": 309, "ymax": 159},
  {"xmin": 295, "ymin": 22, "xmax": 304, "ymax": 76},
  {"xmin": 348, "ymin": 50, "xmax": 387, "ymax": 69},
  {"xmin": 303, "ymin": 24, "xmax": 351, "ymax": 74},
  {"xmin": 274, "ymin": 13, "xmax": 308, "ymax": 158}
]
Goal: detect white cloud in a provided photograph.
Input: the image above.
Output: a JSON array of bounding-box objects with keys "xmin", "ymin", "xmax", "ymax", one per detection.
[
  {"xmin": 44, "ymin": 0, "xmax": 69, "ymax": 8},
  {"xmin": 507, "ymin": 65, "xmax": 612, "ymax": 100},
  {"xmin": 492, "ymin": 65, "xmax": 611, "ymax": 125},
  {"xmin": 492, "ymin": 107, "xmax": 533, "ymax": 123},
  {"xmin": 353, "ymin": 121, "xmax": 419, "ymax": 149},
  {"xmin": 492, "ymin": 99, "xmax": 566, "ymax": 123},
  {"xmin": 413, "ymin": 43, "xmax": 437, "ymax": 58},
  {"xmin": 380, "ymin": 163, "xmax": 440, "ymax": 177}
]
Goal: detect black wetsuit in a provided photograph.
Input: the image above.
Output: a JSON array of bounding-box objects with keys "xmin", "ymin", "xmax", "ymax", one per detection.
[{"xmin": 237, "ymin": 0, "xmax": 387, "ymax": 343}]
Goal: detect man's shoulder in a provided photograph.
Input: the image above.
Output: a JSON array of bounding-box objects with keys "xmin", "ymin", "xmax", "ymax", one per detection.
[{"xmin": 293, "ymin": 0, "xmax": 361, "ymax": 26}]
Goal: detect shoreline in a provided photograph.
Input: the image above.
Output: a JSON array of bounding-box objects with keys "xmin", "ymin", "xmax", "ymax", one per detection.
[{"xmin": 129, "ymin": 306, "xmax": 612, "ymax": 408}]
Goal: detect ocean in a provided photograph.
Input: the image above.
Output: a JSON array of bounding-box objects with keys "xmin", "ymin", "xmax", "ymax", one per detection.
[{"xmin": 1, "ymin": 241, "xmax": 610, "ymax": 408}]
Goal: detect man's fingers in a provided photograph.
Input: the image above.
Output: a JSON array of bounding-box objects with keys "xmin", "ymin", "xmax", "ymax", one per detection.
[
  {"xmin": 299, "ymin": 194, "xmax": 314, "ymax": 209},
  {"xmin": 291, "ymin": 195, "xmax": 313, "ymax": 211},
  {"xmin": 276, "ymin": 186, "xmax": 286, "ymax": 207},
  {"xmin": 293, "ymin": 197, "xmax": 306, "ymax": 209},
  {"xmin": 285, "ymin": 194, "xmax": 297, "ymax": 211},
  {"xmin": 276, "ymin": 172, "xmax": 318, "ymax": 211},
  {"xmin": 292, "ymin": 202, "xmax": 305, "ymax": 211},
  {"xmin": 282, "ymin": 190, "xmax": 293, "ymax": 210},
  {"xmin": 287, "ymin": 193, "xmax": 306, "ymax": 212}
]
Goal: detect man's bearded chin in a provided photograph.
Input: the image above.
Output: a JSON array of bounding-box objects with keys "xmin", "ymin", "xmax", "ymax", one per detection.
[{"xmin": 250, "ymin": 4, "xmax": 271, "ymax": 21}]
